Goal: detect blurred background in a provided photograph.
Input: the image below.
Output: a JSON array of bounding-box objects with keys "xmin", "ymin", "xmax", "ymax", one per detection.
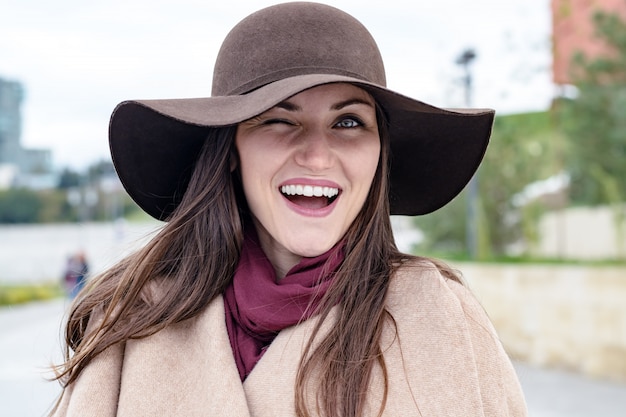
[{"xmin": 0, "ymin": 0, "xmax": 625, "ymax": 416}]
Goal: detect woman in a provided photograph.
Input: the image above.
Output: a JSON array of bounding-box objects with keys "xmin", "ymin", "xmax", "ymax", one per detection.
[{"xmin": 51, "ymin": 2, "xmax": 527, "ymax": 416}]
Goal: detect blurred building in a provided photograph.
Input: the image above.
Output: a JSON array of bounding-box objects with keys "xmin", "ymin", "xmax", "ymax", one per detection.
[
  {"xmin": 0, "ymin": 78, "xmax": 23, "ymax": 167},
  {"xmin": 552, "ymin": 0, "xmax": 626, "ymax": 85},
  {"xmin": 0, "ymin": 76, "xmax": 55, "ymax": 189}
]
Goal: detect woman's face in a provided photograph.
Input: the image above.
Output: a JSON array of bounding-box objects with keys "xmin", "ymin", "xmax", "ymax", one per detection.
[{"xmin": 235, "ymin": 83, "xmax": 381, "ymax": 276}]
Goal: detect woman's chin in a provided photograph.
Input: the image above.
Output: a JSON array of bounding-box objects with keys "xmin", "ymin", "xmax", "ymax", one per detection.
[{"xmin": 286, "ymin": 239, "xmax": 338, "ymax": 258}]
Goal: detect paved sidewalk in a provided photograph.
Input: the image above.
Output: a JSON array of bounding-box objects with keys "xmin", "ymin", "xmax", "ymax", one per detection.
[
  {"xmin": 1, "ymin": 299, "xmax": 625, "ymax": 416},
  {"xmin": 516, "ymin": 361, "xmax": 626, "ymax": 416},
  {"xmin": 0, "ymin": 299, "xmax": 66, "ymax": 417}
]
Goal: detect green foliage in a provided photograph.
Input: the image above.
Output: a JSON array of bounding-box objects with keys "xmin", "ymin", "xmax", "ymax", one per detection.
[
  {"xmin": 0, "ymin": 282, "xmax": 63, "ymax": 306},
  {"xmin": 481, "ymin": 112, "xmax": 562, "ymax": 253},
  {"xmin": 520, "ymin": 200, "xmax": 545, "ymax": 255},
  {"xmin": 0, "ymin": 187, "xmax": 143, "ymax": 224},
  {"xmin": 0, "ymin": 189, "xmax": 42, "ymax": 223},
  {"xmin": 57, "ymin": 167, "xmax": 82, "ymax": 189},
  {"xmin": 38, "ymin": 190, "xmax": 77, "ymax": 222},
  {"xmin": 557, "ymin": 10, "xmax": 626, "ymax": 206},
  {"xmin": 87, "ymin": 160, "xmax": 117, "ymax": 180},
  {"xmin": 0, "ymin": 188, "xmax": 77, "ymax": 223},
  {"xmin": 414, "ymin": 111, "xmax": 563, "ymax": 258},
  {"xmin": 413, "ymin": 190, "xmax": 467, "ymax": 254}
]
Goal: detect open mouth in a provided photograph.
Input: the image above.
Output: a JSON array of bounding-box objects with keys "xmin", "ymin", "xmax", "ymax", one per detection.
[{"xmin": 280, "ymin": 184, "xmax": 340, "ymax": 209}]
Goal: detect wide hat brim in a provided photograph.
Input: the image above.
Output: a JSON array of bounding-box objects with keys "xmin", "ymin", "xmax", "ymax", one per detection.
[{"xmin": 109, "ymin": 73, "xmax": 494, "ymax": 220}]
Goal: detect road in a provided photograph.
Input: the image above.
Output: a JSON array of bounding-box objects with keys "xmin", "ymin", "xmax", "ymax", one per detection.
[{"xmin": 1, "ymin": 299, "xmax": 625, "ymax": 417}]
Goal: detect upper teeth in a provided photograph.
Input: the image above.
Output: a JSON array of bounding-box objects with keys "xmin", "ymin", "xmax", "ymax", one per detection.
[{"xmin": 281, "ymin": 184, "xmax": 339, "ymax": 198}]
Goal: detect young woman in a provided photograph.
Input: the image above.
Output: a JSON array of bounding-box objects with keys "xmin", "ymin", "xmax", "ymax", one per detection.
[{"xmin": 51, "ymin": 3, "xmax": 527, "ymax": 416}]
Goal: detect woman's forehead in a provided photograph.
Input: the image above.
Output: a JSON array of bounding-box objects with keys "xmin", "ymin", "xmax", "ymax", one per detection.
[{"xmin": 269, "ymin": 83, "xmax": 376, "ymax": 111}]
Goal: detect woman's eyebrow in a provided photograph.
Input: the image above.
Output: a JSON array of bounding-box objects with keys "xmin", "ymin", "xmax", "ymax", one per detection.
[
  {"xmin": 274, "ymin": 101, "xmax": 301, "ymax": 111},
  {"xmin": 332, "ymin": 98, "xmax": 374, "ymax": 111}
]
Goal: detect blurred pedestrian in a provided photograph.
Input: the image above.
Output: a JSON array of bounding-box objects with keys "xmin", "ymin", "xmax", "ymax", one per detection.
[{"xmin": 62, "ymin": 251, "xmax": 88, "ymax": 298}]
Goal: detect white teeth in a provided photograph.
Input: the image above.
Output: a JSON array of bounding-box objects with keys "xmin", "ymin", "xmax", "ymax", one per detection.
[{"xmin": 280, "ymin": 184, "xmax": 339, "ymax": 198}]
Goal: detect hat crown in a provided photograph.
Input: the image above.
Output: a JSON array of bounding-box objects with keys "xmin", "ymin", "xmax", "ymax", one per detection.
[{"xmin": 211, "ymin": 2, "xmax": 386, "ymax": 96}]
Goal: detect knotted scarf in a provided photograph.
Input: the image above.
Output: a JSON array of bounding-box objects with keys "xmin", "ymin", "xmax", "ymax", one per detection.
[{"xmin": 223, "ymin": 227, "xmax": 344, "ymax": 381}]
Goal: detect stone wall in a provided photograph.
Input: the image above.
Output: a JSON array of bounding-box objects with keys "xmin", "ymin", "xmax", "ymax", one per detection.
[{"xmin": 453, "ymin": 262, "xmax": 626, "ymax": 382}]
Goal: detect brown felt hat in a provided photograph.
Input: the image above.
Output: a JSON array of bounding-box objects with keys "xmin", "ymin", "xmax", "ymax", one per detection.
[{"xmin": 109, "ymin": 1, "xmax": 495, "ymax": 220}]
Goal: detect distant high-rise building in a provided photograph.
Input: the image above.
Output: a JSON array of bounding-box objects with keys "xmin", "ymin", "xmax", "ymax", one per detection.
[
  {"xmin": 0, "ymin": 77, "xmax": 54, "ymax": 189},
  {"xmin": 0, "ymin": 78, "xmax": 24, "ymax": 165}
]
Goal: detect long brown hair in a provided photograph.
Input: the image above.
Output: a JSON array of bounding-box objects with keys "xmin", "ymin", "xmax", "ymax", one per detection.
[
  {"xmin": 54, "ymin": 125, "xmax": 242, "ymax": 386},
  {"xmin": 53, "ymin": 100, "xmax": 460, "ymax": 417}
]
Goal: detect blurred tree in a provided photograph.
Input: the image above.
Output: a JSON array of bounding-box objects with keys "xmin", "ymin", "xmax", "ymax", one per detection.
[
  {"xmin": 412, "ymin": 191, "xmax": 467, "ymax": 255},
  {"xmin": 0, "ymin": 189, "xmax": 42, "ymax": 223},
  {"xmin": 87, "ymin": 160, "xmax": 116, "ymax": 182},
  {"xmin": 0, "ymin": 189, "xmax": 77, "ymax": 223},
  {"xmin": 557, "ymin": 10, "xmax": 626, "ymax": 206},
  {"xmin": 38, "ymin": 190, "xmax": 77, "ymax": 222},
  {"xmin": 0, "ymin": 160, "xmax": 142, "ymax": 223},
  {"xmin": 57, "ymin": 167, "xmax": 82, "ymax": 189},
  {"xmin": 413, "ymin": 112, "xmax": 562, "ymax": 258},
  {"xmin": 480, "ymin": 113, "xmax": 563, "ymax": 256}
]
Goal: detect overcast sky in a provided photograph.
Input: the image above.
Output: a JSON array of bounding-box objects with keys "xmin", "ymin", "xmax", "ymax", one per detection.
[{"xmin": 1, "ymin": 0, "xmax": 553, "ymax": 170}]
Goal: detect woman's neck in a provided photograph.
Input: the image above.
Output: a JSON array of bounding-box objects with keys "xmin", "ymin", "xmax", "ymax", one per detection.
[{"xmin": 253, "ymin": 224, "xmax": 302, "ymax": 280}]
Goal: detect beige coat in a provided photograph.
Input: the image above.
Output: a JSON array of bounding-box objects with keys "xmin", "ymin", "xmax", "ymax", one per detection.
[{"xmin": 53, "ymin": 261, "xmax": 527, "ymax": 416}]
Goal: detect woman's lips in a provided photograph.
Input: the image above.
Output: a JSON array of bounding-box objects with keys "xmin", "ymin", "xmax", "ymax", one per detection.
[{"xmin": 279, "ymin": 180, "xmax": 341, "ymax": 215}]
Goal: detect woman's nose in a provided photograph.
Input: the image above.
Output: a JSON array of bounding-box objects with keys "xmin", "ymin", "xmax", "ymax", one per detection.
[{"xmin": 294, "ymin": 131, "xmax": 334, "ymax": 171}]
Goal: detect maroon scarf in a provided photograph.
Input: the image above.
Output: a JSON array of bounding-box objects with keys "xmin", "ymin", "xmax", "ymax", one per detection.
[{"xmin": 223, "ymin": 228, "xmax": 344, "ymax": 381}]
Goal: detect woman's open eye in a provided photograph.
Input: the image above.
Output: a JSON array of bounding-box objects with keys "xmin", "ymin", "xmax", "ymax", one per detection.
[{"xmin": 335, "ymin": 117, "xmax": 362, "ymax": 129}]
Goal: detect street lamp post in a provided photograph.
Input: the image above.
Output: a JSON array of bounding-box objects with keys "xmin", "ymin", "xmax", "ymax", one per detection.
[{"xmin": 456, "ymin": 48, "xmax": 479, "ymax": 259}]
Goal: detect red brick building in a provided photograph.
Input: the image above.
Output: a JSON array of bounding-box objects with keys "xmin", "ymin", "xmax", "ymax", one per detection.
[{"xmin": 552, "ymin": 0, "xmax": 626, "ymax": 85}]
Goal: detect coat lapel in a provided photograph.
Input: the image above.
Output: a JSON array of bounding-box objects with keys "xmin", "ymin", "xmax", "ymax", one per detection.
[
  {"xmin": 117, "ymin": 295, "xmax": 251, "ymax": 417},
  {"xmin": 243, "ymin": 307, "xmax": 334, "ymax": 416}
]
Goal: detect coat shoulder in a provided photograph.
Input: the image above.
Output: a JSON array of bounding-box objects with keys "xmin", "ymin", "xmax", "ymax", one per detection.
[
  {"xmin": 386, "ymin": 257, "xmax": 528, "ymax": 416},
  {"xmin": 387, "ymin": 257, "xmax": 502, "ymax": 347},
  {"xmin": 388, "ymin": 258, "xmax": 473, "ymax": 314}
]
